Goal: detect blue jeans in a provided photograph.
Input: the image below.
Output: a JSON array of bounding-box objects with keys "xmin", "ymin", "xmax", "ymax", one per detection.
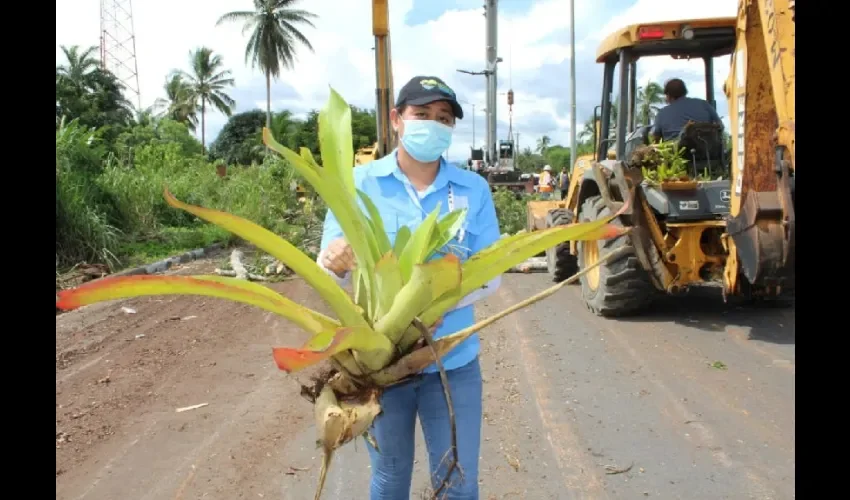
[{"xmin": 366, "ymin": 357, "xmax": 483, "ymax": 500}]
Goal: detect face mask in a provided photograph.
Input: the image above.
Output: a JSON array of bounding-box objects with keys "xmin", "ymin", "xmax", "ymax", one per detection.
[{"xmin": 399, "ymin": 119, "xmax": 453, "ymax": 162}]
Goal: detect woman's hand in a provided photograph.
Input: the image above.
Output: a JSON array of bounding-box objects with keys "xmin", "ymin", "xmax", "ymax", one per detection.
[{"xmin": 322, "ymin": 238, "xmax": 356, "ymax": 278}]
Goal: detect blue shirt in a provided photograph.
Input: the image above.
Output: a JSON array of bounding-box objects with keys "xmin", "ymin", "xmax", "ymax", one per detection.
[
  {"xmin": 651, "ymin": 97, "xmax": 722, "ymax": 141},
  {"xmin": 319, "ymin": 151, "xmax": 502, "ymax": 373}
]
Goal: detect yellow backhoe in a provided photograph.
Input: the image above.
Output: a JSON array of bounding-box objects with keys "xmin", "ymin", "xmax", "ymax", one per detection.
[{"xmin": 530, "ymin": 1, "xmax": 794, "ymax": 316}]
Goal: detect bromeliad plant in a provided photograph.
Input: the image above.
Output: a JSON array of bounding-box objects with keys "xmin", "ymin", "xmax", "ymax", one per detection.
[{"xmin": 56, "ymin": 88, "xmax": 629, "ymax": 500}]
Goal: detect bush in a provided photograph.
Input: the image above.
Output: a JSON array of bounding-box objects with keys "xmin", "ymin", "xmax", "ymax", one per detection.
[
  {"xmin": 56, "ymin": 119, "xmax": 123, "ymax": 271},
  {"xmin": 56, "ymin": 119, "xmax": 326, "ymax": 274},
  {"xmin": 491, "ymin": 189, "xmax": 553, "ymax": 236},
  {"xmin": 492, "ymin": 189, "xmax": 529, "ymax": 235}
]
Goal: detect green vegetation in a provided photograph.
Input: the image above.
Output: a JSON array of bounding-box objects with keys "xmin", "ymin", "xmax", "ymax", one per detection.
[
  {"xmin": 55, "ymin": 40, "xmax": 378, "ymax": 282},
  {"xmin": 55, "ymin": 109, "xmax": 326, "ymax": 271},
  {"xmin": 633, "ymin": 141, "xmax": 690, "ymax": 184},
  {"xmin": 491, "ymin": 190, "xmax": 551, "ymax": 236},
  {"xmin": 55, "ymin": 0, "xmax": 341, "ymax": 280}
]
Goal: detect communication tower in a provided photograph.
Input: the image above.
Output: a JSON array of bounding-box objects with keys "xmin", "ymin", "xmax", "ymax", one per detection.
[{"xmin": 99, "ymin": 0, "xmax": 141, "ymax": 109}]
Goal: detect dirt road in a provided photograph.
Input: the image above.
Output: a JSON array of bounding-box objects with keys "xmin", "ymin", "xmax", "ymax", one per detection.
[{"xmin": 56, "ymin": 253, "xmax": 795, "ymax": 500}]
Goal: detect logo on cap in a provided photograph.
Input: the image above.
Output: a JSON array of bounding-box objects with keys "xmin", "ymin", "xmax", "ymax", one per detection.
[{"xmin": 420, "ymin": 78, "xmax": 455, "ymax": 97}]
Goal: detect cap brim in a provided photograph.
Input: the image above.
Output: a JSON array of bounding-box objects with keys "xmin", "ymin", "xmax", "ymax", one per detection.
[{"xmin": 404, "ymin": 95, "xmax": 464, "ymax": 120}]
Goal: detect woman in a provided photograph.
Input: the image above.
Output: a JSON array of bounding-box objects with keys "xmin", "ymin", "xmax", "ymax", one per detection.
[{"xmin": 317, "ymin": 75, "xmax": 502, "ymax": 500}]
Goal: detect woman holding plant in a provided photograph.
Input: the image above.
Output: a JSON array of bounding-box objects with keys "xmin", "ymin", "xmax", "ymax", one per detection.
[
  {"xmin": 319, "ymin": 75, "xmax": 501, "ymax": 499},
  {"xmin": 57, "ymin": 78, "xmax": 624, "ymax": 500}
]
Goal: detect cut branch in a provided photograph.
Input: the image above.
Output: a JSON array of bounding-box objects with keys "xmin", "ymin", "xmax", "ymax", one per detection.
[
  {"xmin": 230, "ymin": 249, "xmax": 249, "ymax": 279},
  {"xmin": 214, "ymin": 269, "xmax": 269, "ymax": 281}
]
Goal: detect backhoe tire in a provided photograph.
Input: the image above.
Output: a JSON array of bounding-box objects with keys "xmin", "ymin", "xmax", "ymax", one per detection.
[
  {"xmin": 545, "ymin": 208, "xmax": 578, "ymax": 282},
  {"xmin": 577, "ymin": 195, "xmax": 655, "ymax": 317}
]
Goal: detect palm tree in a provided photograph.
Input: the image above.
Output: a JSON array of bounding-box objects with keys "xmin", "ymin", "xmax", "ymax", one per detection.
[
  {"xmin": 636, "ymin": 80, "xmax": 664, "ymax": 126},
  {"xmin": 154, "ymin": 73, "xmax": 199, "ymax": 131},
  {"xmin": 536, "ymin": 135, "xmax": 551, "ymax": 155},
  {"xmin": 217, "ymin": 0, "xmax": 318, "ymax": 128},
  {"xmin": 178, "ymin": 47, "xmax": 236, "ymax": 151},
  {"xmin": 578, "ymin": 117, "xmax": 596, "ymax": 144},
  {"xmin": 56, "ymin": 45, "xmax": 100, "ymax": 89}
]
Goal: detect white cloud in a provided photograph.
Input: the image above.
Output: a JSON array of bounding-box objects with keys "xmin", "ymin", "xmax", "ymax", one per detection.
[{"xmin": 56, "ymin": 0, "xmax": 739, "ymax": 159}]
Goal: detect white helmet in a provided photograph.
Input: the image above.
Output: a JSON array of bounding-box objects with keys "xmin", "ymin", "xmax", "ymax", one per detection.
[{"xmin": 543, "ymin": 165, "xmax": 552, "ymax": 171}]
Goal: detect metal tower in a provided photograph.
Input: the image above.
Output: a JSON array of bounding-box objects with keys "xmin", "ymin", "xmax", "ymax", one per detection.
[{"xmin": 99, "ymin": 0, "xmax": 141, "ymax": 109}]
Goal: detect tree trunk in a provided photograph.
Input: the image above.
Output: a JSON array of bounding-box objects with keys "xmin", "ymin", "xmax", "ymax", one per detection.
[
  {"xmin": 201, "ymin": 98, "xmax": 206, "ymax": 154},
  {"xmin": 265, "ymin": 70, "xmax": 272, "ymax": 129}
]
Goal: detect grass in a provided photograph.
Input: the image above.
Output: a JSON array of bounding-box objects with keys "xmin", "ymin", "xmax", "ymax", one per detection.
[{"xmin": 117, "ymin": 226, "xmax": 230, "ymax": 268}]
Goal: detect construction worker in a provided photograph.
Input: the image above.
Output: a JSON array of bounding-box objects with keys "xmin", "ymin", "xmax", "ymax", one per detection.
[
  {"xmin": 539, "ymin": 164, "xmax": 555, "ymax": 199},
  {"xmin": 558, "ymin": 167, "xmax": 569, "ymax": 199}
]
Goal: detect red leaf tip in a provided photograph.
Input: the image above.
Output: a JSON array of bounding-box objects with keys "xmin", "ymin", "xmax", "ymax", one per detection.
[{"xmin": 55, "ymin": 290, "xmax": 81, "ymax": 311}]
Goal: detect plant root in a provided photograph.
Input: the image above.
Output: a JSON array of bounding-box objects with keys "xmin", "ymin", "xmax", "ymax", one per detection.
[
  {"xmin": 412, "ymin": 317, "xmax": 461, "ymax": 500},
  {"xmin": 312, "ymin": 385, "xmax": 382, "ymax": 500}
]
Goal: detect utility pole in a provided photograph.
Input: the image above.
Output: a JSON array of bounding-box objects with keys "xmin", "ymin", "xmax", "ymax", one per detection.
[
  {"xmin": 485, "ymin": 0, "xmax": 499, "ymax": 167},
  {"xmin": 568, "ymin": 0, "xmax": 577, "ymax": 173},
  {"xmin": 457, "ymin": 1, "xmax": 501, "ymax": 165}
]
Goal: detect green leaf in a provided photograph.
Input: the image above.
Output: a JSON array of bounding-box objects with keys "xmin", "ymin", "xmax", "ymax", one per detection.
[
  {"xmin": 374, "ymin": 254, "xmax": 462, "ymax": 345},
  {"xmin": 393, "ymin": 226, "xmax": 412, "ymax": 256},
  {"xmin": 357, "ymin": 190, "xmax": 392, "ymax": 255},
  {"xmin": 427, "ymin": 208, "xmax": 467, "ymax": 257},
  {"xmin": 319, "ymin": 88, "xmax": 356, "ymax": 200},
  {"xmin": 398, "ymin": 204, "xmax": 441, "ymax": 282},
  {"xmin": 420, "ymin": 203, "xmax": 631, "ymax": 325},
  {"xmin": 351, "ymin": 267, "xmax": 371, "ymax": 318},
  {"xmin": 374, "ymin": 252, "xmax": 403, "ymax": 319},
  {"xmin": 300, "ymin": 146, "xmax": 319, "ymax": 166}
]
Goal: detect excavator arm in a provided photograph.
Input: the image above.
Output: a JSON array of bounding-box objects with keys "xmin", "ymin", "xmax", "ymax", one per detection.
[
  {"xmin": 723, "ymin": 0, "xmax": 795, "ymax": 297},
  {"xmin": 372, "ymin": 0, "xmax": 396, "ymax": 159},
  {"xmin": 355, "ymin": 0, "xmax": 396, "ymax": 165}
]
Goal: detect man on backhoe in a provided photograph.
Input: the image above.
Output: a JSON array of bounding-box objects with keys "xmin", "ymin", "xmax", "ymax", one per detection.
[{"xmin": 650, "ymin": 78, "xmax": 723, "ymax": 142}]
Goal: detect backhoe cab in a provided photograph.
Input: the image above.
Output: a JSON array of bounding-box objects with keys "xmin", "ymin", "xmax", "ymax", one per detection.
[{"xmin": 544, "ymin": 8, "xmax": 795, "ymax": 317}]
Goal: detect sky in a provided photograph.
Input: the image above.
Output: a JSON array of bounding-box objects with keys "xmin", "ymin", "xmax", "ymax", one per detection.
[{"xmin": 56, "ymin": 0, "xmax": 738, "ymax": 161}]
